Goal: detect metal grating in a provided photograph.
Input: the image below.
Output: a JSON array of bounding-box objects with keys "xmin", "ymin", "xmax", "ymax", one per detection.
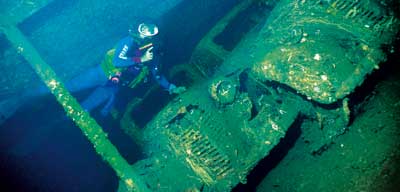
[
  {"xmin": 324, "ymin": 0, "xmax": 398, "ymax": 34},
  {"xmin": 201, "ymin": 112, "xmax": 227, "ymax": 145},
  {"xmin": 180, "ymin": 129, "xmax": 233, "ymax": 179}
]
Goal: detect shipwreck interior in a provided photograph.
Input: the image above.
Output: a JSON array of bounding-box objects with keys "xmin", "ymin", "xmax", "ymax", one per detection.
[{"xmin": 1, "ymin": 0, "xmax": 400, "ymax": 191}]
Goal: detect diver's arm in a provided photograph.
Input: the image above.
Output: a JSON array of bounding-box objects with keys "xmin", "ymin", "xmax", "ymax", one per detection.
[
  {"xmin": 149, "ymin": 60, "xmax": 187, "ymax": 94},
  {"xmin": 150, "ymin": 63, "xmax": 171, "ymax": 90}
]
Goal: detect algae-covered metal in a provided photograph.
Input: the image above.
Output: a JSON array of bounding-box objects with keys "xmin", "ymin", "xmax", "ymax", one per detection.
[
  {"xmin": 252, "ymin": 0, "xmax": 399, "ymax": 104},
  {"xmin": 119, "ymin": 0, "xmax": 399, "ymax": 191},
  {"xmin": 129, "ymin": 76, "xmax": 300, "ymax": 191}
]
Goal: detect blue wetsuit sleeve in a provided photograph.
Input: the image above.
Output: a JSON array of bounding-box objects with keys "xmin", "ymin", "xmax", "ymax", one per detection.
[
  {"xmin": 113, "ymin": 36, "xmax": 141, "ymax": 67},
  {"xmin": 150, "ymin": 61, "xmax": 171, "ymax": 90}
]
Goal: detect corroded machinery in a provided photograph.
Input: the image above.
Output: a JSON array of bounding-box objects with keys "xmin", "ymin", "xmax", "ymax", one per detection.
[{"xmin": 119, "ymin": 0, "xmax": 399, "ymax": 191}]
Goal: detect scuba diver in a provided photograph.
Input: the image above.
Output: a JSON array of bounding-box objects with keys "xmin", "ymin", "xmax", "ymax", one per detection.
[
  {"xmin": 0, "ymin": 22, "xmax": 185, "ymax": 157},
  {"xmin": 0, "ymin": 22, "xmax": 186, "ymax": 123},
  {"xmin": 57, "ymin": 22, "xmax": 186, "ymax": 116}
]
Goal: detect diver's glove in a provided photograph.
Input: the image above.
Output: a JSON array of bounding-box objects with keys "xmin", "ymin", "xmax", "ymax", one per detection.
[{"xmin": 168, "ymin": 84, "xmax": 186, "ymax": 95}]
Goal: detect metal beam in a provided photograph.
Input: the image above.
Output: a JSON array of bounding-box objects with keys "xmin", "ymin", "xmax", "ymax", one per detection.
[
  {"xmin": 0, "ymin": 23, "xmax": 149, "ymax": 192},
  {"xmin": 0, "ymin": 0, "xmax": 53, "ymax": 25}
]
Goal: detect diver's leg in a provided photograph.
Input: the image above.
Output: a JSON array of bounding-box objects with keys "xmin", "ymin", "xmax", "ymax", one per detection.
[
  {"xmin": 28, "ymin": 65, "xmax": 108, "ymax": 97},
  {"xmin": 65, "ymin": 65, "xmax": 108, "ymax": 93},
  {"xmin": 1, "ymin": 66, "xmax": 107, "ymax": 125},
  {"xmin": 80, "ymin": 85, "xmax": 117, "ymax": 112}
]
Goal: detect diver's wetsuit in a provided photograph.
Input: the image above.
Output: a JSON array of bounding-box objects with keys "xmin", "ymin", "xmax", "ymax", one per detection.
[{"xmin": 35, "ymin": 35, "xmax": 171, "ymax": 115}]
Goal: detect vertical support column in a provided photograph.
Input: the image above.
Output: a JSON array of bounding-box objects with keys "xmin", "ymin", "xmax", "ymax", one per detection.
[{"xmin": 0, "ymin": 24, "xmax": 149, "ymax": 192}]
